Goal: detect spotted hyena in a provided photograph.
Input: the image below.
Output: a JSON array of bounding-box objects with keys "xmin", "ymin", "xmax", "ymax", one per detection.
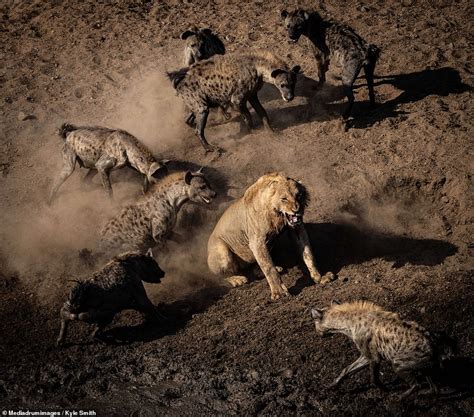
[
  {"xmin": 281, "ymin": 9, "xmax": 380, "ymax": 119},
  {"xmin": 57, "ymin": 250, "xmax": 165, "ymax": 346},
  {"xmin": 311, "ymin": 301, "xmax": 456, "ymax": 399},
  {"xmin": 181, "ymin": 27, "xmax": 225, "ymax": 66},
  {"xmin": 167, "ymin": 50, "xmax": 301, "ymax": 151},
  {"xmin": 100, "ymin": 170, "xmax": 216, "ymax": 256},
  {"xmin": 49, "ymin": 124, "xmax": 169, "ymax": 203}
]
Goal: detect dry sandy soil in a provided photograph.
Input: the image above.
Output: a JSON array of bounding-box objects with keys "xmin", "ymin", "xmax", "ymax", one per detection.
[{"xmin": 0, "ymin": 0, "xmax": 473, "ymax": 416}]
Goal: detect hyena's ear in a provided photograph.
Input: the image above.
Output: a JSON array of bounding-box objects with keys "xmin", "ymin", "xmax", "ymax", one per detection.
[
  {"xmin": 291, "ymin": 65, "xmax": 301, "ymax": 74},
  {"xmin": 298, "ymin": 9, "xmax": 309, "ymax": 20},
  {"xmin": 148, "ymin": 162, "xmax": 168, "ymax": 181},
  {"xmin": 311, "ymin": 308, "xmax": 323, "ymax": 320},
  {"xmin": 280, "ymin": 10, "xmax": 288, "ymax": 19},
  {"xmin": 271, "ymin": 69, "xmax": 286, "ymax": 78},
  {"xmin": 185, "ymin": 170, "xmax": 193, "ymax": 185},
  {"xmin": 330, "ymin": 299, "xmax": 341, "ymax": 306},
  {"xmin": 201, "ymin": 28, "xmax": 214, "ymax": 36},
  {"xmin": 146, "ymin": 248, "xmax": 153, "ymax": 258},
  {"xmin": 180, "ymin": 30, "xmax": 195, "ymax": 40}
]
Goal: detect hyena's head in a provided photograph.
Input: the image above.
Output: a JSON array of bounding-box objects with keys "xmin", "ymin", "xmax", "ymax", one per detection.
[
  {"xmin": 270, "ymin": 65, "xmax": 301, "ymax": 102},
  {"xmin": 66, "ymin": 281, "xmax": 91, "ymax": 314},
  {"xmin": 119, "ymin": 250, "xmax": 165, "ymax": 283},
  {"xmin": 181, "ymin": 28, "xmax": 215, "ymax": 65},
  {"xmin": 311, "ymin": 300, "xmax": 341, "ymax": 336},
  {"xmin": 184, "ymin": 169, "xmax": 216, "ymax": 205},
  {"xmin": 281, "ymin": 9, "xmax": 311, "ymax": 43}
]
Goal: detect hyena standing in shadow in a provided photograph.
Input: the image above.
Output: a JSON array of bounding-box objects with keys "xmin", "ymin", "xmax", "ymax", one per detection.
[
  {"xmin": 180, "ymin": 27, "xmax": 229, "ymax": 126},
  {"xmin": 181, "ymin": 27, "xmax": 226, "ymax": 66},
  {"xmin": 281, "ymin": 9, "xmax": 380, "ymax": 119},
  {"xmin": 57, "ymin": 250, "xmax": 165, "ymax": 346},
  {"xmin": 49, "ymin": 124, "xmax": 168, "ymax": 203},
  {"xmin": 311, "ymin": 301, "xmax": 456, "ymax": 399},
  {"xmin": 167, "ymin": 50, "xmax": 301, "ymax": 152}
]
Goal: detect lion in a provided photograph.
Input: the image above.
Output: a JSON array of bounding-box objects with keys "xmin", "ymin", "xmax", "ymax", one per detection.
[{"xmin": 207, "ymin": 173, "xmax": 335, "ymax": 300}]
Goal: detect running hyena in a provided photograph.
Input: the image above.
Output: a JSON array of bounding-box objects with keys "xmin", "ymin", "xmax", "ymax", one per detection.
[
  {"xmin": 49, "ymin": 124, "xmax": 169, "ymax": 203},
  {"xmin": 57, "ymin": 250, "xmax": 165, "ymax": 346},
  {"xmin": 167, "ymin": 50, "xmax": 300, "ymax": 151},
  {"xmin": 100, "ymin": 170, "xmax": 216, "ymax": 256},
  {"xmin": 311, "ymin": 301, "xmax": 456, "ymax": 399},
  {"xmin": 181, "ymin": 27, "xmax": 225, "ymax": 66},
  {"xmin": 281, "ymin": 9, "xmax": 380, "ymax": 119}
]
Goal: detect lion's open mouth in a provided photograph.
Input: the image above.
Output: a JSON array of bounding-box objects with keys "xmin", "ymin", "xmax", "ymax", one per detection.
[
  {"xmin": 201, "ymin": 196, "xmax": 212, "ymax": 204},
  {"xmin": 284, "ymin": 212, "xmax": 302, "ymax": 226}
]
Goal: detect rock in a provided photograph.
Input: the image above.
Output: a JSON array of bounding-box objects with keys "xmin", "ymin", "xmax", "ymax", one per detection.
[
  {"xmin": 420, "ymin": 306, "xmax": 426, "ymax": 314},
  {"xmin": 280, "ymin": 368, "xmax": 293, "ymax": 379},
  {"xmin": 401, "ymin": 0, "xmax": 413, "ymax": 5},
  {"xmin": 441, "ymin": 195, "xmax": 449, "ymax": 203},
  {"xmin": 17, "ymin": 111, "xmax": 36, "ymax": 121}
]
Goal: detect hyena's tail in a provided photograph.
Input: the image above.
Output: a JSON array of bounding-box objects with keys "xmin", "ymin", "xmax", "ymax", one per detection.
[
  {"xmin": 58, "ymin": 123, "xmax": 78, "ymax": 139},
  {"xmin": 166, "ymin": 67, "xmax": 189, "ymax": 89}
]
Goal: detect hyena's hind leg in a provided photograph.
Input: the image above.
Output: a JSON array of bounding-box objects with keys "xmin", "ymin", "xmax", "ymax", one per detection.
[
  {"xmin": 48, "ymin": 145, "xmax": 77, "ymax": 204},
  {"xmin": 341, "ymin": 61, "xmax": 363, "ymax": 120},
  {"xmin": 82, "ymin": 169, "xmax": 97, "ymax": 184},
  {"xmin": 96, "ymin": 155, "xmax": 117, "ymax": 197},
  {"xmin": 364, "ymin": 59, "xmax": 377, "ymax": 108}
]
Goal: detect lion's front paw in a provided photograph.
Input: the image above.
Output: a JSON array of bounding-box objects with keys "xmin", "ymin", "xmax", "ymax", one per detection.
[
  {"xmin": 320, "ymin": 272, "xmax": 336, "ymax": 285},
  {"xmin": 227, "ymin": 275, "xmax": 248, "ymax": 287},
  {"xmin": 271, "ymin": 284, "xmax": 290, "ymax": 300}
]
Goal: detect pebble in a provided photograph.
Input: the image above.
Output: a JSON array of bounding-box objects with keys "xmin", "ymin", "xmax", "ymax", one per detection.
[{"xmin": 17, "ymin": 111, "xmax": 36, "ymax": 121}]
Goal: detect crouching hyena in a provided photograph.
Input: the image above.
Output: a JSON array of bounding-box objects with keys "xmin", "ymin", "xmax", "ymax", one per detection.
[
  {"xmin": 56, "ymin": 250, "xmax": 164, "ymax": 346},
  {"xmin": 181, "ymin": 27, "xmax": 225, "ymax": 66},
  {"xmin": 281, "ymin": 9, "xmax": 380, "ymax": 119},
  {"xmin": 49, "ymin": 124, "xmax": 169, "ymax": 203},
  {"xmin": 167, "ymin": 50, "xmax": 301, "ymax": 151},
  {"xmin": 311, "ymin": 301, "xmax": 456, "ymax": 399},
  {"xmin": 100, "ymin": 170, "xmax": 216, "ymax": 256}
]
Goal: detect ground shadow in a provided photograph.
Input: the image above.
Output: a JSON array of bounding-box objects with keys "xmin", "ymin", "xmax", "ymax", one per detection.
[
  {"xmin": 272, "ymin": 222, "xmax": 457, "ymax": 294},
  {"xmin": 350, "ymin": 67, "xmax": 472, "ymax": 128},
  {"xmin": 102, "ymin": 285, "xmax": 228, "ymax": 343}
]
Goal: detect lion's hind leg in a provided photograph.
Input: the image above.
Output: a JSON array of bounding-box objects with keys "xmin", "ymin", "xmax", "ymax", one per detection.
[{"xmin": 208, "ymin": 238, "xmax": 249, "ymax": 288}]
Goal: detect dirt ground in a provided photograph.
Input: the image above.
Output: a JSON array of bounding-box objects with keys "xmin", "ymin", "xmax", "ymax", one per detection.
[{"xmin": 0, "ymin": 0, "xmax": 473, "ymax": 416}]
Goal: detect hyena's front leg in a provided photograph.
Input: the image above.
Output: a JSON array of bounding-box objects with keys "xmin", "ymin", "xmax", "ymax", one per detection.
[
  {"xmin": 48, "ymin": 145, "xmax": 77, "ymax": 204},
  {"xmin": 195, "ymin": 108, "xmax": 217, "ymax": 152},
  {"xmin": 315, "ymin": 52, "xmax": 329, "ymax": 86},
  {"xmin": 96, "ymin": 156, "xmax": 117, "ymax": 197},
  {"xmin": 330, "ymin": 355, "xmax": 370, "ymax": 388},
  {"xmin": 293, "ymin": 224, "xmax": 335, "ymax": 285},
  {"xmin": 249, "ymin": 94, "xmax": 272, "ymax": 131},
  {"xmin": 249, "ymin": 238, "xmax": 290, "ymax": 300}
]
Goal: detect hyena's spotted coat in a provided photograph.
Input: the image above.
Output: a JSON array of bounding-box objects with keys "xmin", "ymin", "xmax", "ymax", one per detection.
[
  {"xmin": 281, "ymin": 9, "xmax": 380, "ymax": 119},
  {"xmin": 167, "ymin": 50, "xmax": 301, "ymax": 151},
  {"xmin": 100, "ymin": 171, "xmax": 216, "ymax": 256},
  {"xmin": 311, "ymin": 301, "xmax": 456, "ymax": 399},
  {"xmin": 49, "ymin": 124, "xmax": 168, "ymax": 202}
]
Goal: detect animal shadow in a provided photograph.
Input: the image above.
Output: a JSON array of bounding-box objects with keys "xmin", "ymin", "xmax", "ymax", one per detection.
[
  {"xmin": 351, "ymin": 67, "xmax": 471, "ymax": 128},
  {"xmin": 102, "ymin": 285, "xmax": 228, "ymax": 343},
  {"xmin": 272, "ymin": 222, "xmax": 457, "ymax": 294}
]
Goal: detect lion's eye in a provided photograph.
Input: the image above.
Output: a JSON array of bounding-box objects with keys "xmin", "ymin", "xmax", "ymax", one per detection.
[{"xmin": 281, "ymin": 197, "xmax": 288, "ymax": 202}]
